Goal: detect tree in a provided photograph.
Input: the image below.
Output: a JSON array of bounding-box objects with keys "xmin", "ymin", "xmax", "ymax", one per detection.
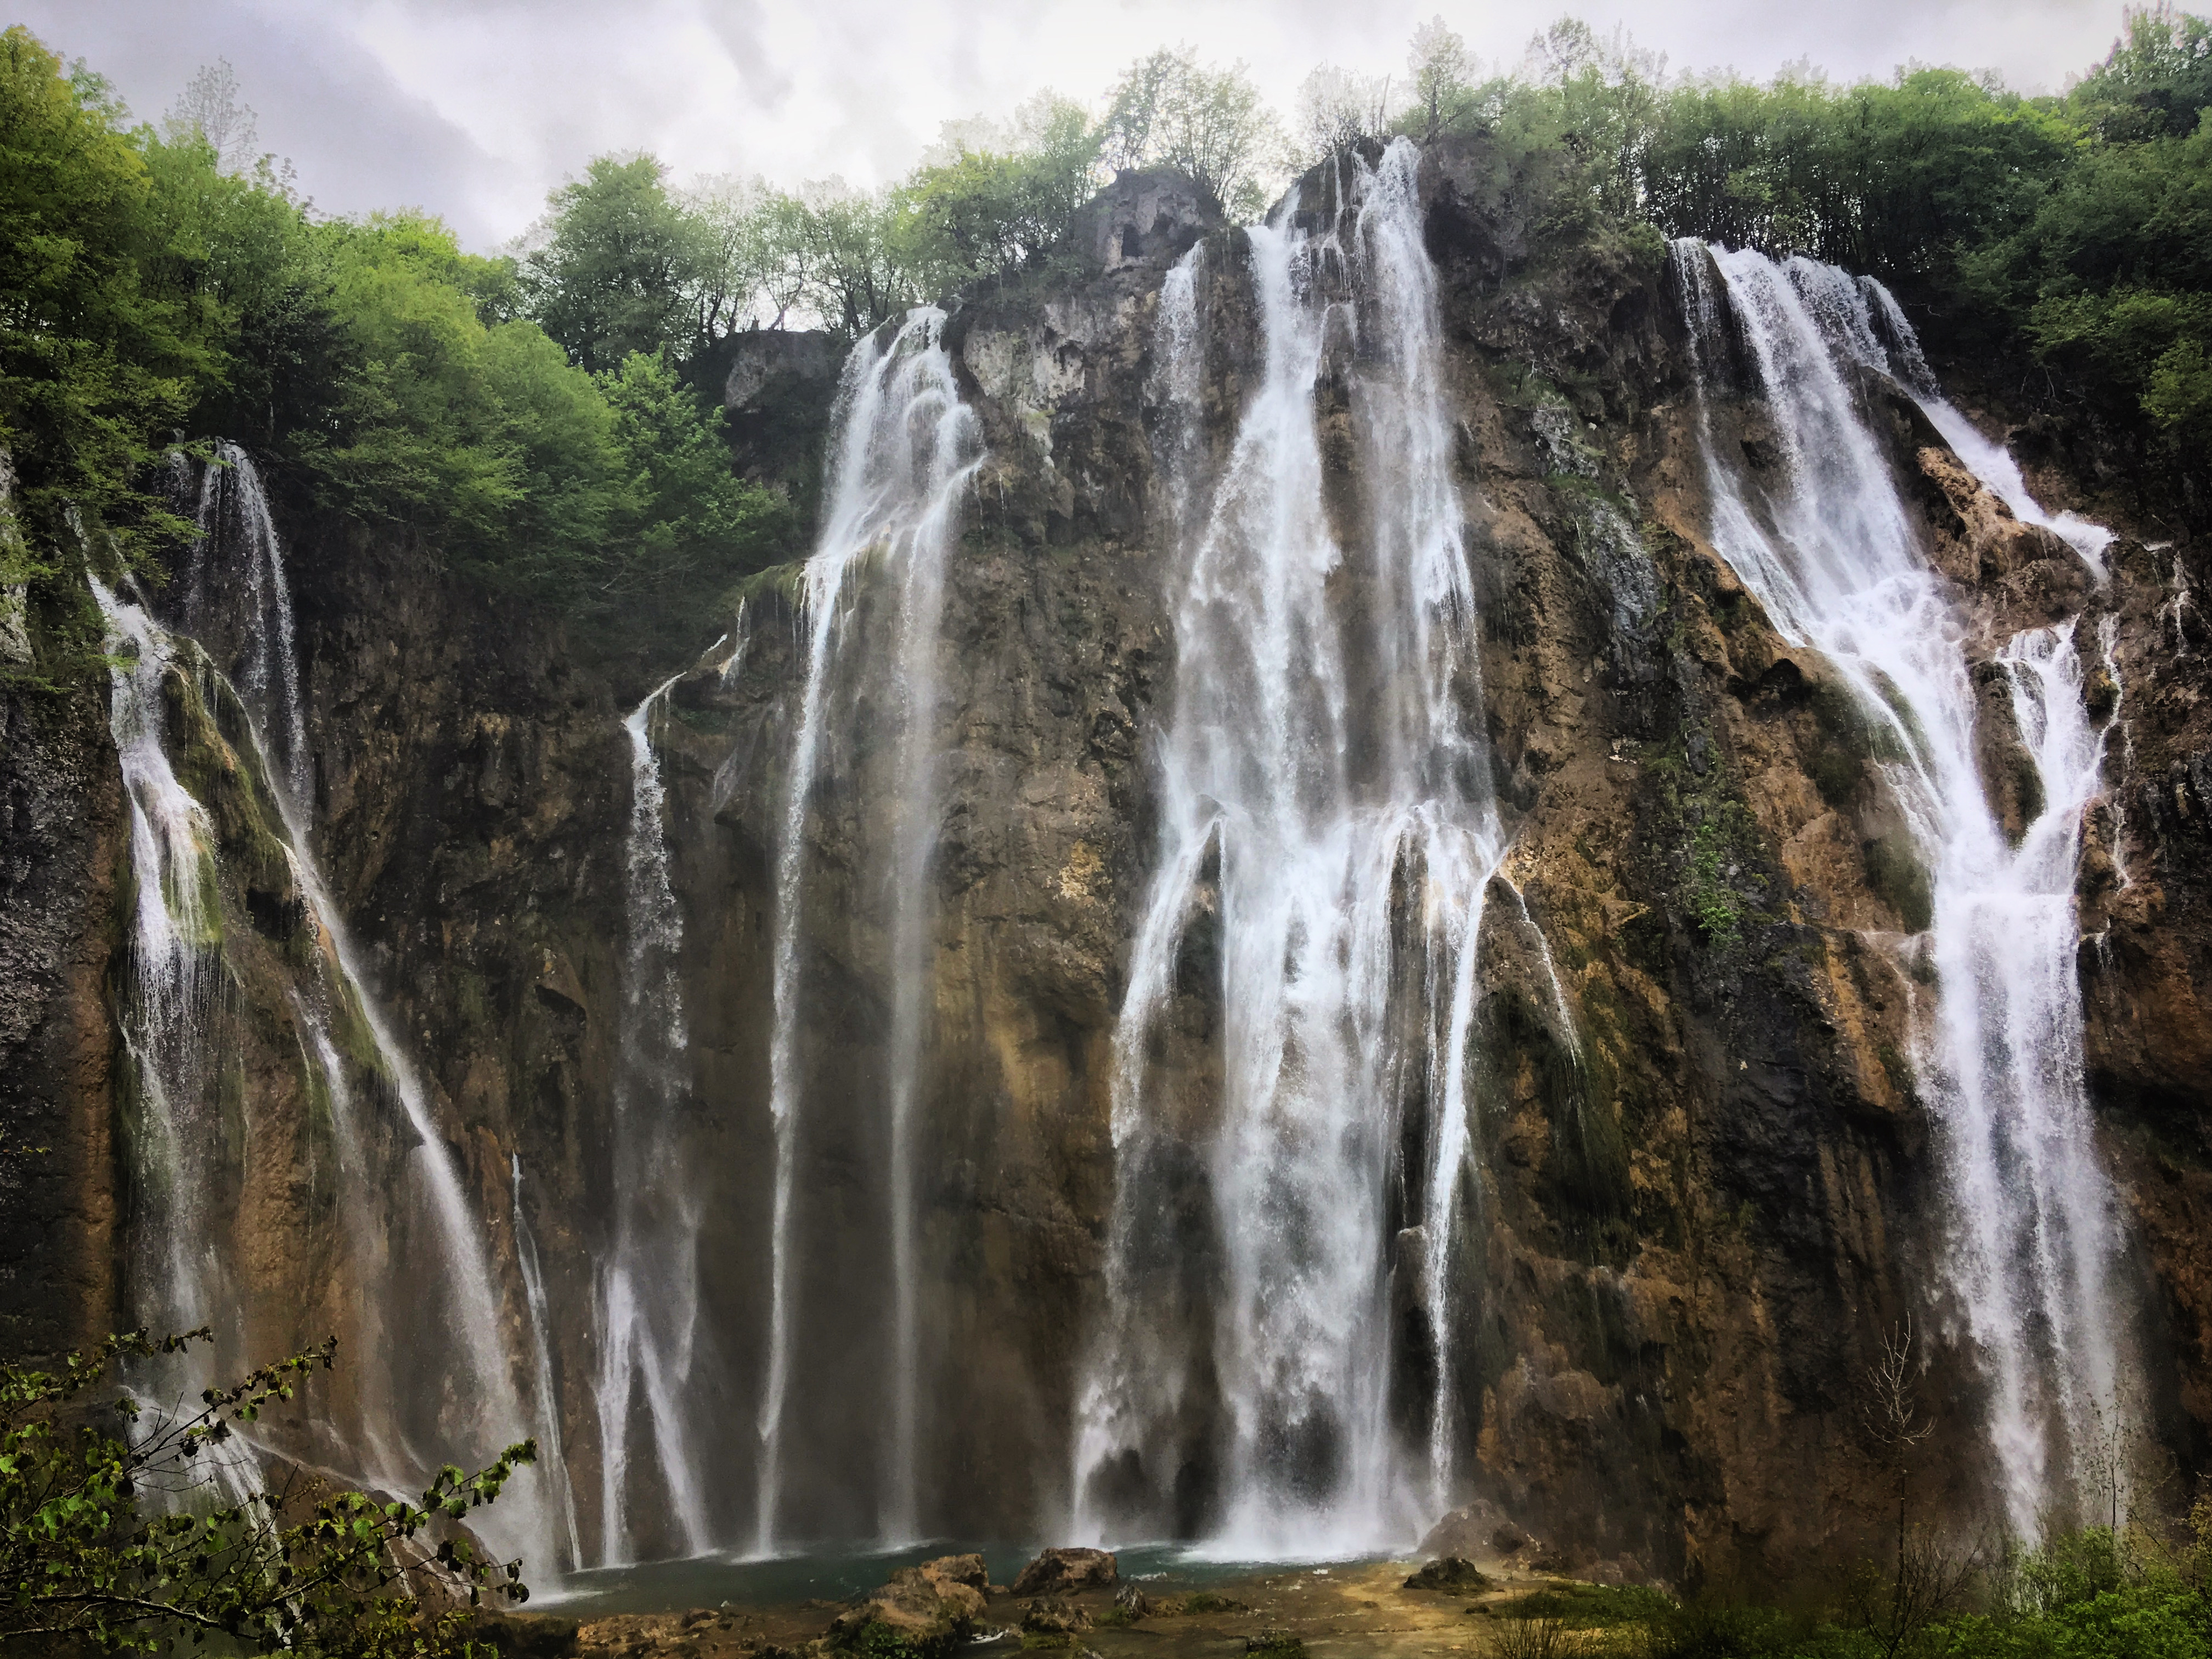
[
  {"xmin": 1841, "ymin": 1319, "xmax": 1981, "ymax": 1659},
  {"xmin": 682, "ymin": 172, "xmax": 773, "ymax": 340},
  {"xmin": 2072, "ymin": 2, "xmax": 2212, "ymax": 141},
  {"xmin": 592, "ymin": 349, "xmax": 784, "ymax": 643},
  {"xmin": 894, "ymin": 93, "xmax": 1106, "ymax": 292},
  {"xmin": 1101, "ymin": 48, "xmax": 1282, "ymax": 220},
  {"xmin": 1407, "ymin": 18, "xmax": 1477, "ymax": 142},
  {"xmin": 521, "ymin": 154, "xmax": 705, "ymax": 371},
  {"xmin": 0, "ymin": 1328, "xmax": 534, "ymax": 1654},
  {"xmin": 1295, "ymin": 65, "xmax": 1391, "ymax": 163},
  {"xmin": 161, "ymin": 59, "xmax": 261, "ymax": 178},
  {"xmin": 0, "ymin": 27, "xmax": 205, "ymax": 566}
]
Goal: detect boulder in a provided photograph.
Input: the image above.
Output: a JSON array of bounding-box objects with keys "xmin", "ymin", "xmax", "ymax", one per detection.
[
  {"xmin": 1111, "ymin": 1584, "xmax": 1150, "ymax": 1621},
  {"xmin": 1417, "ymin": 1499, "xmax": 1516, "ymax": 1560},
  {"xmin": 1021, "ymin": 1597, "xmax": 1092, "ymax": 1635},
  {"xmin": 824, "ymin": 1559, "xmax": 988, "ymax": 1652},
  {"xmin": 919, "ymin": 1554, "xmax": 989, "ymax": 1594},
  {"xmin": 1402, "ymin": 1557, "xmax": 1492, "ymax": 1593},
  {"xmin": 1010, "ymin": 1547, "xmax": 1118, "ymax": 1597}
]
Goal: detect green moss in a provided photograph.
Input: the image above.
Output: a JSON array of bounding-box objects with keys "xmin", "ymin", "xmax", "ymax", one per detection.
[
  {"xmin": 1863, "ymin": 833, "xmax": 1933, "ymax": 932},
  {"xmin": 1809, "ymin": 746, "xmax": 1865, "ymax": 808},
  {"xmin": 1875, "ymin": 1040, "xmax": 1917, "ymax": 1102}
]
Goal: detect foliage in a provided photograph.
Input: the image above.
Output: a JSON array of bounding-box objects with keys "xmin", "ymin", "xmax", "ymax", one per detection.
[
  {"xmin": 521, "ymin": 154, "xmax": 704, "ymax": 372},
  {"xmin": 1377, "ymin": 5, "xmax": 2212, "ymax": 447},
  {"xmin": 0, "ymin": 28, "xmax": 203, "ymax": 571},
  {"xmin": 0, "ymin": 1328, "xmax": 534, "ymax": 1655},
  {"xmin": 1100, "ymin": 48, "xmax": 1281, "ymax": 221}
]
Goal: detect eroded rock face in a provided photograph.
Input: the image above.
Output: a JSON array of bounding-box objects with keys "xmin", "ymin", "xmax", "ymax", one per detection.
[{"xmin": 0, "ymin": 138, "xmax": 2205, "ymax": 1591}]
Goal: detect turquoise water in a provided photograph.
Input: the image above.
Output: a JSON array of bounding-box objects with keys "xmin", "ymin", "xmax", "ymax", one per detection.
[{"xmin": 540, "ymin": 1544, "xmax": 1389, "ymax": 1616}]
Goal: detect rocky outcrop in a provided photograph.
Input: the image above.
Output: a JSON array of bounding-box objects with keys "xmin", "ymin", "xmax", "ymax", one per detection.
[{"xmin": 1010, "ymin": 1547, "xmax": 1118, "ymax": 1598}]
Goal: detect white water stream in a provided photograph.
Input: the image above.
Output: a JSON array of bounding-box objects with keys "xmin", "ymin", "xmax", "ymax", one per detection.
[
  {"xmin": 597, "ymin": 674, "xmax": 713, "ymax": 1565},
  {"xmin": 95, "ymin": 450, "xmax": 561, "ymax": 1571},
  {"xmin": 754, "ymin": 309, "xmax": 983, "ymax": 1554},
  {"xmin": 1074, "ymin": 140, "xmax": 1513, "ymax": 1555},
  {"xmin": 1675, "ymin": 242, "xmax": 2132, "ymax": 1534}
]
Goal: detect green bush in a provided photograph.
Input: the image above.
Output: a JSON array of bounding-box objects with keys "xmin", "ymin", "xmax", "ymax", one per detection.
[{"xmin": 0, "ymin": 1328, "xmax": 534, "ymax": 1655}]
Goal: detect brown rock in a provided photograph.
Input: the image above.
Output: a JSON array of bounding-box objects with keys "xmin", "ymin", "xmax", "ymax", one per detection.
[
  {"xmin": 824, "ymin": 1561, "xmax": 986, "ymax": 1652},
  {"xmin": 1010, "ymin": 1547, "xmax": 1118, "ymax": 1597},
  {"xmin": 1403, "ymin": 1557, "xmax": 1493, "ymax": 1592},
  {"xmin": 1020, "ymin": 1597, "xmax": 1092, "ymax": 1635}
]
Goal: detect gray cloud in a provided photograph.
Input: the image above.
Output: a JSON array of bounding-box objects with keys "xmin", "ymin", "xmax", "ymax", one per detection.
[{"xmin": 13, "ymin": 0, "xmax": 2136, "ymax": 250}]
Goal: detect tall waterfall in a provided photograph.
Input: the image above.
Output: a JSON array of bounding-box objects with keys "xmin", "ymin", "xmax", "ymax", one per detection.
[
  {"xmin": 1674, "ymin": 242, "xmax": 2132, "ymax": 1534},
  {"xmin": 1074, "ymin": 139, "xmax": 1510, "ymax": 1555},
  {"xmin": 754, "ymin": 308, "xmax": 984, "ymax": 1554},
  {"xmin": 595, "ymin": 674, "xmax": 713, "ymax": 1564},
  {"xmin": 95, "ymin": 452, "xmax": 562, "ymax": 1571}
]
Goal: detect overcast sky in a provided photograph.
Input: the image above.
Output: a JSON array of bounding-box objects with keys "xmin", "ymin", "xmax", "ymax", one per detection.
[{"xmin": 16, "ymin": 0, "xmax": 2136, "ymax": 251}]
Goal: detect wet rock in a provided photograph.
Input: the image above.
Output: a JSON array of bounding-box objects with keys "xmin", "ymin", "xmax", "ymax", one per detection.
[
  {"xmin": 1417, "ymin": 1499, "xmax": 1516, "ymax": 1560},
  {"xmin": 1110, "ymin": 1584, "xmax": 1150, "ymax": 1621},
  {"xmin": 1403, "ymin": 1557, "xmax": 1493, "ymax": 1593},
  {"xmin": 1020, "ymin": 1597, "xmax": 1092, "ymax": 1635},
  {"xmin": 824, "ymin": 1560, "xmax": 987, "ymax": 1652},
  {"xmin": 1010, "ymin": 1547, "xmax": 1117, "ymax": 1596}
]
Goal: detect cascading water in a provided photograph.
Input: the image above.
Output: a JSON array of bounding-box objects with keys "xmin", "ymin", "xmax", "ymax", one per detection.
[
  {"xmin": 180, "ymin": 442, "xmax": 313, "ymax": 817},
  {"xmin": 1674, "ymin": 241, "xmax": 2134, "ymax": 1535},
  {"xmin": 514, "ymin": 1155, "xmax": 586, "ymax": 1572},
  {"xmin": 755, "ymin": 308, "xmax": 984, "ymax": 1554},
  {"xmin": 1074, "ymin": 139, "xmax": 1514, "ymax": 1555},
  {"xmin": 596, "ymin": 674, "xmax": 713, "ymax": 1565},
  {"xmin": 95, "ymin": 452, "xmax": 562, "ymax": 1572}
]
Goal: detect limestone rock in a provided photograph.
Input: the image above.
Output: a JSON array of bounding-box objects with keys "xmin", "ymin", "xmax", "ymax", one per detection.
[
  {"xmin": 1010, "ymin": 1547, "xmax": 1117, "ymax": 1597},
  {"xmin": 1417, "ymin": 1499, "xmax": 1517, "ymax": 1560},
  {"xmin": 1403, "ymin": 1557, "xmax": 1493, "ymax": 1593},
  {"xmin": 824, "ymin": 1560, "xmax": 986, "ymax": 1651},
  {"xmin": 1020, "ymin": 1597, "xmax": 1091, "ymax": 1635}
]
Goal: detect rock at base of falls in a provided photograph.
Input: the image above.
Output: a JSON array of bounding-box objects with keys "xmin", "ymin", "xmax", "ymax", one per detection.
[{"xmin": 1009, "ymin": 1547, "xmax": 1119, "ymax": 1598}]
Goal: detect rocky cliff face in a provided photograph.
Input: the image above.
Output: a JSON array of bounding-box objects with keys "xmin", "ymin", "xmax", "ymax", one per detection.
[{"xmin": 0, "ymin": 139, "xmax": 2205, "ymax": 1589}]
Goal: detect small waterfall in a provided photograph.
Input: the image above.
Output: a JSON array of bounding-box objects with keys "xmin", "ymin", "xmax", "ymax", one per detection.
[
  {"xmin": 182, "ymin": 442, "xmax": 313, "ymax": 817},
  {"xmin": 94, "ymin": 454, "xmax": 562, "ymax": 1573},
  {"xmin": 1075, "ymin": 140, "xmax": 1511, "ymax": 1555},
  {"xmin": 514, "ymin": 1156, "xmax": 585, "ymax": 1571},
  {"xmin": 755, "ymin": 309, "xmax": 984, "ymax": 1554},
  {"xmin": 1674, "ymin": 243, "xmax": 2132, "ymax": 1534},
  {"xmin": 596, "ymin": 674, "xmax": 713, "ymax": 1564}
]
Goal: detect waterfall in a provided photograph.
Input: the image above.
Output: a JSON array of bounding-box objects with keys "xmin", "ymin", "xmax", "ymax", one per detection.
[
  {"xmin": 94, "ymin": 453, "xmax": 562, "ymax": 1573},
  {"xmin": 1674, "ymin": 242, "xmax": 2132, "ymax": 1535},
  {"xmin": 1074, "ymin": 139, "xmax": 1511, "ymax": 1555},
  {"xmin": 755, "ymin": 309, "xmax": 984, "ymax": 1554},
  {"xmin": 596, "ymin": 674, "xmax": 713, "ymax": 1564},
  {"xmin": 182, "ymin": 442, "xmax": 313, "ymax": 817},
  {"xmin": 514, "ymin": 1155, "xmax": 585, "ymax": 1571}
]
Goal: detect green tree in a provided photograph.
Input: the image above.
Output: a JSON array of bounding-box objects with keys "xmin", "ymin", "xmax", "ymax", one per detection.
[
  {"xmin": 0, "ymin": 1328, "xmax": 533, "ymax": 1655},
  {"xmin": 591, "ymin": 349, "xmax": 783, "ymax": 642},
  {"xmin": 0, "ymin": 28, "xmax": 205, "ymax": 563},
  {"xmin": 893, "ymin": 94, "xmax": 1106, "ymax": 291},
  {"xmin": 1406, "ymin": 17, "xmax": 1479, "ymax": 143},
  {"xmin": 522, "ymin": 154, "xmax": 704, "ymax": 371},
  {"xmin": 1101, "ymin": 48, "xmax": 1281, "ymax": 219}
]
